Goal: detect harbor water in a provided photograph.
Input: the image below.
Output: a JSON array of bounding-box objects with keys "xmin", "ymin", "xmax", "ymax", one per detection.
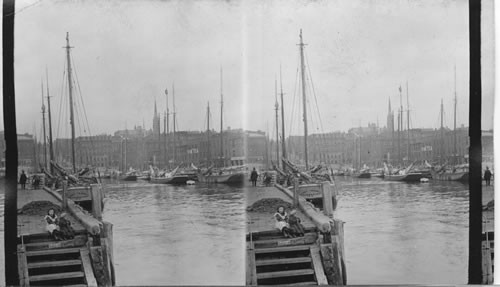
[{"xmin": 0, "ymin": 177, "xmax": 471, "ymax": 284}]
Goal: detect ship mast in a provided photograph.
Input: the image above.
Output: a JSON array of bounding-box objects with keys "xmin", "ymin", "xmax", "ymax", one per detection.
[
  {"xmin": 172, "ymin": 83, "xmax": 176, "ymax": 165},
  {"xmin": 398, "ymin": 85, "xmax": 402, "ymax": 166},
  {"xmin": 65, "ymin": 32, "xmax": 76, "ymax": 173},
  {"xmin": 274, "ymin": 76, "xmax": 280, "ymax": 168},
  {"xmin": 453, "ymin": 65, "xmax": 457, "ymax": 165},
  {"xmin": 165, "ymin": 88, "xmax": 169, "ymax": 169},
  {"xmin": 41, "ymin": 80, "xmax": 47, "ymax": 171},
  {"xmin": 207, "ymin": 102, "xmax": 211, "ymax": 164},
  {"xmin": 220, "ymin": 68, "xmax": 224, "ymax": 167},
  {"xmin": 440, "ymin": 98, "xmax": 444, "ymax": 165},
  {"xmin": 299, "ymin": 29, "xmax": 309, "ymax": 169},
  {"xmin": 406, "ymin": 81, "xmax": 410, "ymax": 163},
  {"xmin": 46, "ymin": 68, "xmax": 54, "ymax": 172},
  {"xmin": 280, "ymin": 66, "xmax": 287, "ymax": 161}
]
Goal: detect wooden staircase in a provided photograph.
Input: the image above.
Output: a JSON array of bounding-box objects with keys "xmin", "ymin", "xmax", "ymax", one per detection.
[
  {"xmin": 17, "ymin": 233, "xmax": 97, "ymax": 286},
  {"xmin": 247, "ymin": 230, "xmax": 328, "ymax": 285}
]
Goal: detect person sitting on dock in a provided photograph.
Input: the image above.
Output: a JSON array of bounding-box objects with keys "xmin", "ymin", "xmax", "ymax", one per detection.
[
  {"xmin": 287, "ymin": 209, "xmax": 305, "ymax": 237},
  {"xmin": 44, "ymin": 208, "xmax": 62, "ymax": 241},
  {"xmin": 58, "ymin": 212, "xmax": 75, "ymax": 240},
  {"xmin": 274, "ymin": 206, "xmax": 293, "ymax": 238}
]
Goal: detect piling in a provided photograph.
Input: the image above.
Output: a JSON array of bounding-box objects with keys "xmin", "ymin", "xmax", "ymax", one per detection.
[
  {"xmin": 321, "ymin": 181, "xmax": 333, "ymax": 217},
  {"xmin": 62, "ymin": 180, "xmax": 68, "ymax": 210},
  {"xmin": 91, "ymin": 184, "xmax": 103, "ymax": 220},
  {"xmin": 293, "ymin": 178, "xmax": 299, "ymax": 207}
]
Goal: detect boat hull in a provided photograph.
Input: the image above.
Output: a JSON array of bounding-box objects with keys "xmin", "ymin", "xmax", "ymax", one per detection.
[
  {"xmin": 353, "ymin": 172, "xmax": 371, "ymax": 179},
  {"xmin": 384, "ymin": 172, "xmax": 423, "ymax": 182},
  {"xmin": 150, "ymin": 175, "xmax": 190, "ymax": 184},
  {"xmin": 198, "ymin": 172, "xmax": 246, "ymax": 185},
  {"xmin": 120, "ymin": 175, "xmax": 137, "ymax": 181},
  {"xmin": 431, "ymin": 171, "xmax": 469, "ymax": 182}
]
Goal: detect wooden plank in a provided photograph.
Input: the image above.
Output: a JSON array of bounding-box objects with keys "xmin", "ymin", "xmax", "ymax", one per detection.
[
  {"xmin": 28, "ymin": 259, "xmax": 81, "ymax": 269},
  {"xmin": 255, "ymin": 245, "xmax": 311, "ymax": 254},
  {"xmin": 257, "ymin": 269, "xmax": 314, "ymax": 279},
  {"xmin": 285, "ymin": 281, "xmax": 318, "ymax": 286},
  {"xmin": 29, "ymin": 271, "xmax": 85, "ymax": 282},
  {"xmin": 482, "ymin": 241, "xmax": 493, "ymax": 284},
  {"xmin": 62, "ymin": 180, "xmax": 68, "ymax": 210},
  {"xmin": 17, "ymin": 245, "xmax": 29, "ymax": 287},
  {"xmin": 256, "ymin": 257, "xmax": 312, "ymax": 266},
  {"xmin": 90, "ymin": 185, "xmax": 102, "ymax": 220},
  {"xmin": 254, "ymin": 233, "xmax": 318, "ymax": 249},
  {"xmin": 247, "ymin": 228, "xmax": 317, "ymax": 240},
  {"xmin": 320, "ymin": 241, "xmax": 343, "ymax": 285},
  {"xmin": 310, "ymin": 246, "xmax": 328, "ymax": 285},
  {"xmin": 102, "ymin": 221, "xmax": 115, "ymax": 286},
  {"xmin": 293, "ymin": 178, "xmax": 299, "ymax": 207},
  {"xmin": 321, "ymin": 182, "xmax": 333, "ymax": 217},
  {"xmin": 80, "ymin": 249, "xmax": 99, "ymax": 287},
  {"xmin": 26, "ymin": 247, "xmax": 82, "ymax": 256},
  {"xmin": 24, "ymin": 235, "xmax": 87, "ymax": 251},
  {"xmin": 246, "ymin": 242, "xmax": 257, "ymax": 286}
]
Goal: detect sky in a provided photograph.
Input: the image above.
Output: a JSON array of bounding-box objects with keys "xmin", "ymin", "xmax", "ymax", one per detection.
[{"xmin": 1, "ymin": 0, "xmax": 495, "ymax": 139}]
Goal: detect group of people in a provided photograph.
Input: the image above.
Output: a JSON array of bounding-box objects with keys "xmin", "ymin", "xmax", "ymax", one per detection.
[
  {"xmin": 274, "ymin": 206, "xmax": 306, "ymax": 238},
  {"xmin": 18, "ymin": 170, "xmax": 42, "ymax": 190},
  {"xmin": 45, "ymin": 208, "xmax": 75, "ymax": 241},
  {"xmin": 250, "ymin": 168, "xmax": 273, "ymax": 187}
]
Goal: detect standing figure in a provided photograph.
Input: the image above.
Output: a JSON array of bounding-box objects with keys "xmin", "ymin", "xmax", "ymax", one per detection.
[
  {"xmin": 274, "ymin": 206, "xmax": 293, "ymax": 238},
  {"xmin": 19, "ymin": 170, "xmax": 27, "ymax": 190},
  {"xmin": 288, "ymin": 209, "xmax": 305, "ymax": 237},
  {"xmin": 250, "ymin": 168, "xmax": 258, "ymax": 187},
  {"xmin": 484, "ymin": 166, "xmax": 492, "ymax": 186}
]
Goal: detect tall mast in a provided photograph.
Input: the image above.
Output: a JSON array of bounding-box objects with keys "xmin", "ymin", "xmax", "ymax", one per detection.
[
  {"xmin": 280, "ymin": 66, "xmax": 287, "ymax": 160},
  {"xmin": 440, "ymin": 98, "xmax": 444, "ymax": 164},
  {"xmin": 46, "ymin": 68, "xmax": 54, "ymax": 172},
  {"xmin": 172, "ymin": 83, "xmax": 176, "ymax": 165},
  {"xmin": 220, "ymin": 68, "xmax": 224, "ymax": 167},
  {"xmin": 41, "ymin": 80, "xmax": 47, "ymax": 171},
  {"xmin": 453, "ymin": 65, "xmax": 457, "ymax": 165},
  {"xmin": 406, "ymin": 81, "xmax": 410, "ymax": 162},
  {"xmin": 65, "ymin": 32, "xmax": 76, "ymax": 173},
  {"xmin": 165, "ymin": 88, "xmax": 170, "ymax": 168},
  {"xmin": 274, "ymin": 76, "xmax": 280, "ymax": 168},
  {"xmin": 299, "ymin": 29, "xmax": 309, "ymax": 169},
  {"xmin": 164, "ymin": 89, "xmax": 168, "ymax": 168},
  {"xmin": 207, "ymin": 102, "xmax": 211, "ymax": 163},
  {"xmin": 398, "ymin": 85, "xmax": 402, "ymax": 165}
]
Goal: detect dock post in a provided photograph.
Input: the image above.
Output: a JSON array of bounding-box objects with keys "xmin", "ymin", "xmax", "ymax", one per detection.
[
  {"xmin": 293, "ymin": 178, "xmax": 299, "ymax": 207},
  {"xmin": 321, "ymin": 181, "xmax": 333, "ymax": 217},
  {"xmin": 91, "ymin": 184, "xmax": 102, "ymax": 221},
  {"xmin": 62, "ymin": 180, "xmax": 68, "ymax": 210}
]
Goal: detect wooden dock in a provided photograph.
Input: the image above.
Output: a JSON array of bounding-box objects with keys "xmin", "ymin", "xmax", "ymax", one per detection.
[
  {"xmin": 246, "ymin": 182, "xmax": 346, "ymax": 285},
  {"xmin": 16, "ymin": 184, "xmax": 114, "ymax": 287}
]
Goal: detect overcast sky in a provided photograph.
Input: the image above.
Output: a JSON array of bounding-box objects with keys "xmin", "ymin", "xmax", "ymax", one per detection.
[{"xmin": 2, "ymin": 0, "xmax": 495, "ymax": 139}]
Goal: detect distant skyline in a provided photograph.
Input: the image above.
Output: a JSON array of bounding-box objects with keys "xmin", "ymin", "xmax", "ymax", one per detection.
[{"xmin": 2, "ymin": 0, "xmax": 495, "ymax": 140}]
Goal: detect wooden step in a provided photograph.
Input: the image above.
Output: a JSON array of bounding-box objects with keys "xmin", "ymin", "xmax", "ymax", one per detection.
[
  {"xmin": 285, "ymin": 281, "xmax": 318, "ymax": 286},
  {"xmin": 26, "ymin": 247, "xmax": 82, "ymax": 257},
  {"xmin": 29, "ymin": 271, "xmax": 85, "ymax": 282},
  {"xmin": 255, "ymin": 245, "xmax": 311, "ymax": 254},
  {"xmin": 28, "ymin": 259, "xmax": 82, "ymax": 269},
  {"xmin": 256, "ymin": 257, "xmax": 312, "ymax": 266},
  {"xmin": 24, "ymin": 235, "xmax": 87, "ymax": 251},
  {"xmin": 257, "ymin": 269, "xmax": 315, "ymax": 279}
]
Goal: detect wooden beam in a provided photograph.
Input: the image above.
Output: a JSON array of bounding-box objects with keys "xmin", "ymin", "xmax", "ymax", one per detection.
[
  {"xmin": 275, "ymin": 184, "xmax": 331, "ymax": 233},
  {"xmin": 321, "ymin": 182, "xmax": 333, "ymax": 217},
  {"xmin": 257, "ymin": 269, "xmax": 314, "ymax": 279},
  {"xmin": 256, "ymin": 257, "xmax": 311, "ymax": 266},
  {"xmin": 293, "ymin": 178, "xmax": 299, "ymax": 207},
  {"xmin": 91, "ymin": 184, "xmax": 102, "ymax": 220},
  {"xmin": 246, "ymin": 242, "xmax": 257, "ymax": 286},
  {"xmin": 17, "ymin": 246, "xmax": 29, "ymax": 287},
  {"xmin": 80, "ymin": 249, "xmax": 98, "ymax": 287},
  {"xmin": 310, "ymin": 246, "xmax": 328, "ymax": 285}
]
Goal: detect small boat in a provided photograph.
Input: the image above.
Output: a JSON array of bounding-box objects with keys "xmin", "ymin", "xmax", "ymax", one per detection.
[
  {"xmin": 430, "ymin": 163, "xmax": 469, "ymax": 182},
  {"xmin": 383, "ymin": 162, "xmax": 423, "ymax": 182},
  {"xmin": 196, "ymin": 165, "xmax": 247, "ymax": 185},
  {"xmin": 150, "ymin": 166, "xmax": 191, "ymax": 185},
  {"xmin": 120, "ymin": 170, "xmax": 138, "ymax": 181},
  {"xmin": 353, "ymin": 170, "xmax": 371, "ymax": 179},
  {"xmin": 137, "ymin": 170, "xmax": 151, "ymax": 181}
]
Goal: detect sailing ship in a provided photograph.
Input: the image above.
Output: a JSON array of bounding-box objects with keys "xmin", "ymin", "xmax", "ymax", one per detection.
[
  {"xmin": 273, "ymin": 30, "xmax": 337, "ymax": 207},
  {"xmin": 196, "ymin": 69, "xmax": 247, "ymax": 185},
  {"xmin": 383, "ymin": 162, "xmax": 423, "ymax": 182},
  {"xmin": 431, "ymin": 69, "xmax": 469, "ymax": 182}
]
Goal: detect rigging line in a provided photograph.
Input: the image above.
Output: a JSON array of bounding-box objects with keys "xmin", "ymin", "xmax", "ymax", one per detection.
[
  {"xmin": 288, "ymin": 63, "xmax": 300, "ymax": 138},
  {"xmin": 71, "ymin": 52, "xmax": 93, "ymax": 138},
  {"xmin": 56, "ymin": 62, "xmax": 67, "ymax": 140},
  {"xmin": 4, "ymin": 0, "xmax": 43, "ymax": 17},
  {"xmin": 304, "ymin": 50, "xmax": 324, "ymax": 133}
]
